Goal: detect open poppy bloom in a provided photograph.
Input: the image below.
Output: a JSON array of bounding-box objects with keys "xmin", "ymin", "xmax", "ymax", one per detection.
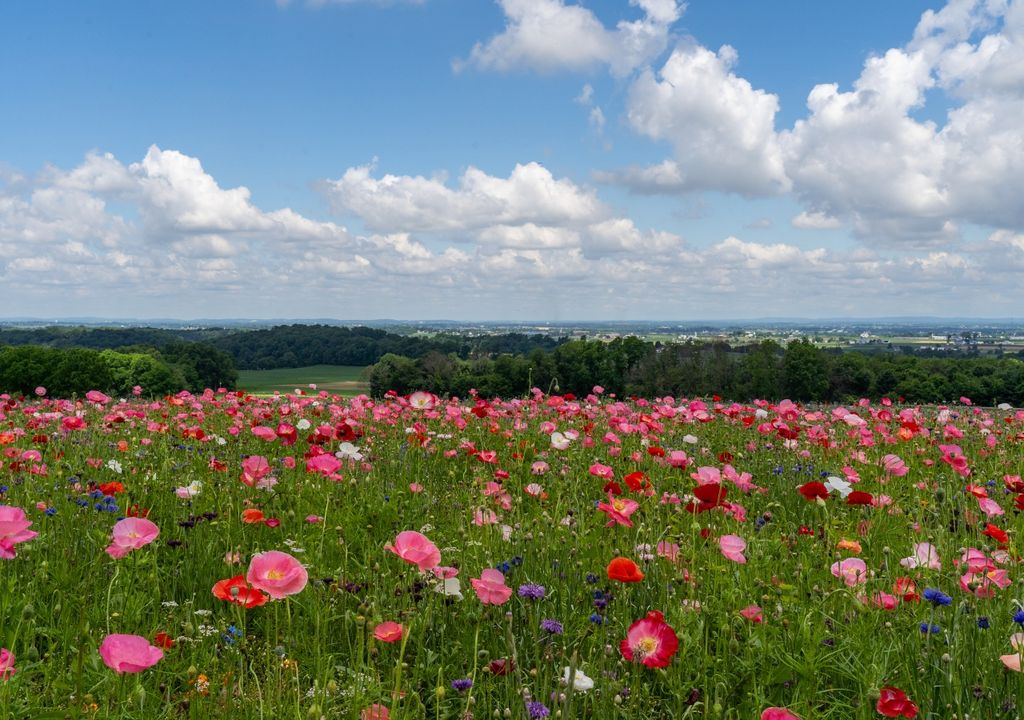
[
  {"xmin": 607, "ymin": 556, "xmax": 645, "ymax": 582},
  {"xmin": 762, "ymin": 709, "xmax": 800, "ymax": 720},
  {"xmin": 373, "ymin": 621, "xmax": 404, "ymax": 643},
  {"xmin": 99, "ymin": 634, "xmax": 164, "ymax": 674},
  {"xmin": 620, "ymin": 611, "xmax": 678, "ymax": 668},
  {"xmin": 597, "ymin": 493, "xmax": 639, "ymax": 527},
  {"xmin": 385, "ymin": 531, "xmax": 441, "ymax": 572},
  {"xmin": 212, "ymin": 575, "xmax": 269, "ymax": 608},
  {"xmin": 470, "ymin": 568, "xmax": 512, "ymax": 605},
  {"xmin": 246, "ymin": 551, "xmax": 308, "ymax": 600},
  {"xmin": 876, "ymin": 686, "xmax": 918, "ymax": 718}
]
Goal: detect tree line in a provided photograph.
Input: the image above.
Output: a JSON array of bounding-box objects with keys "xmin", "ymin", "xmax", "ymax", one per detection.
[
  {"xmin": 0, "ymin": 343, "xmax": 238, "ymax": 397},
  {"xmin": 368, "ymin": 338, "xmax": 1024, "ymax": 405},
  {"xmin": 0, "ymin": 325, "xmax": 564, "ymax": 370}
]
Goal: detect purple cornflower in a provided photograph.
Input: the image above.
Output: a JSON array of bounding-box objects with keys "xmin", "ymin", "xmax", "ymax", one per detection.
[
  {"xmin": 451, "ymin": 677, "xmax": 473, "ymax": 692},
  {"xmin": 526, "ymin": 701, "xmax": 550, "ymax": 718},
  {"xmin": 518, "ymin": 583, "xmax": 546, "ymax": 600},
  {"xmin": 540, "ymin": 618, "xmax": 563, "ymax": 635}
]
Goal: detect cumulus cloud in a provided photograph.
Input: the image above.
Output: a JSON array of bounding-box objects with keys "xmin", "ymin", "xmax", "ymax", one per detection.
[
  {"xmin": 623, "ymin": 44, "xmax": 790, "ymax": 196},
  {"xmin": 459, "ymin": 0, "xmax": 683, "ymax": 76},
  {"xmin": 584, "ymin": 0, "xmax": 1024, "ymax": 248}
]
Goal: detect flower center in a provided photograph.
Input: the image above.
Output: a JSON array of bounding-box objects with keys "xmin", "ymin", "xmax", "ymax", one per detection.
[
  {"xmin": 266, "ymin": 569, "xmax": 285, "ymax": 580},
  {"xmin": 634, "ymin": 636, "xmax": 658, "ymax": 658}
]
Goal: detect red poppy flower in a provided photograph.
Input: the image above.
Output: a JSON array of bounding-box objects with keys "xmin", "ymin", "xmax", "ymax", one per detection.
[
  {"xmin": 847, "ymin": 491, "xmax": 874, "ymax": 506},
  {"xmin": 603, "ymin": 480, "xmax": 623, "ymax": 496},
  {"xmin": 646, "ymin": 446, "xmax": 666, "ymax": 458},
  {"xmin": 607, "ymin": 557, "xmax": 645, "ymax": 583},
  {"xmin": 623, "ymin": 472, "xmax": 650, "ymax": 493},
  {"xmin": 488, "ymin": 657, "xmax": 515, "ymax": 676},
  {"xmin": 693, "ymin": 484, "xmax": 728, "ymax": 505},
  {"xmin": 620, "ymin": 611, "xmax": 678, "ymax": 668},
  {"xmin": 153, "ymin": 631, "xmax": 174, "ymax": 649},
  {"xmin": 99, "ymin": 482, "xmax": 124, "ymax": 495},
  {"xmin": 798, "ymin": 482, "xmax": 828, "ymax": 501},
  {"xmin": 242, "ymin": 509, "xmax": 266, "ymax": 524},
  {"xmin": 212, "ymin": 575, "xmax": 269, "ymax": 609},
  {"xmin": 876, "ymin": 686, "xmax": 918, "ymax": 718},
  {"xmin": 982, "ymin": 523, "xmax": 1008, "ymax": 544}
]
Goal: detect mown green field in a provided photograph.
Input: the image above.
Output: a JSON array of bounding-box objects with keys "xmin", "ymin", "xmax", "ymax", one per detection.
[{"xmin": 236, "ymin": 364, "xmax": 369, "ymax": 395}]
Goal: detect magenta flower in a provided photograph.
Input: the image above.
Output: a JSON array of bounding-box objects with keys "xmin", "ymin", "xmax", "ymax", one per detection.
[
  {"xmin": 105, "ymin": 517, "xmax": 159, "ymax": 559},
  {"xmin": 99, "ymin": 634, "xmax": 164, "ymax": 673},
  {"xmin": 470, "ymin": 568, "xmax": 512, "ymax": 605},
  {"xmin": 0, "ymin": 648, "xmax": 14, "ymax": 680},
  {"xmin": 246, "ymin": 550, "xmax": 308, "ymax": 600},
  {"xmin": 385, "ymin": 531, "xmax": 441, "ymax": 572},
  {"xmin": 0, "ymin": 505, "xmax": 38, "ymax": 559}
]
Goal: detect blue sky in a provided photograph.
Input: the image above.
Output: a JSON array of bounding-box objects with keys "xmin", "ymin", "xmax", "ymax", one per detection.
[{"xmin": 1, "ymin": 0, "xmax": 1021, "ymax": 320}]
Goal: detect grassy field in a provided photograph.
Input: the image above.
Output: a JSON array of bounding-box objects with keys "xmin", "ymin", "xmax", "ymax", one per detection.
[{"xmin": 236, "ymin": 364, "xmax": 369, "ymax": 395}]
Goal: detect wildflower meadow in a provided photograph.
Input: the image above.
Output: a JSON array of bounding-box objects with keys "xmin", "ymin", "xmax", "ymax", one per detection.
[{"xmin": 1, "ymin": 385, "xmax": 1023, "ymax": 719}]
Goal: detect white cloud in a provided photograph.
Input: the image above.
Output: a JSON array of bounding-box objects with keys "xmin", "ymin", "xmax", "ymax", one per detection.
[
  {"xmin": 624, "ymin": 44, "xmax": 789, "ymax": 196},
  {"xmin": 459, "ymin": 0, "xmax": 682, "ymax": 76},
  {"xmin": 791, "ymin": 211, "xmax": 842, "ymax": 230},
  {"xmin": 321, "ymin": 161, "xmax": 605, "ymax": 233}
]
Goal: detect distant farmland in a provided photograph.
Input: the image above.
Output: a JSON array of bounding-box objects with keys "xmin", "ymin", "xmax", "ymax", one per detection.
[{"xmin": 236, "ymin": 364, "xmax": 368, "ymax": 396}]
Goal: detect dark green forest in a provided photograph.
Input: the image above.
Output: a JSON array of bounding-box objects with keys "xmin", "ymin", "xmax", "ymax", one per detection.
[
  {"xmin": 3, "ymin": 324, "xmax": 1024, "ymax": 404},
  {"xmin": 367, "ymin": 338, "xmax": 1024, "ymax": 405}
]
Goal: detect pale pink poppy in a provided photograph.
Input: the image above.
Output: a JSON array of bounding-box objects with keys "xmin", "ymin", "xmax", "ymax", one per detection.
[
  {"xmin": 656, "ymin": 541, "xmax": 680, "ymax": 562},
  {"xmin": 899, "ymin": 542, "xmax": 941, "ymax": 571},
  {"xmin": 385, "ymin": 531, "xmax": 441, "ymax": 572},
  {"xmin": 99, "ymin": 634, "xmax": 164, "ymax": 673},
  {"xmin": 831, "ymin": 557, "xmax": 868, "ymax": 587},
  {"xmin": 306, "ymin": 453, "xmax": 342, "ymax": 476},
  {"xmin": 408, "ymin": 391, "xmax": 438, "ymax": 410},
  {"xmin": 691, "ymin": 466, "xmax": 721, "ymax": 485},
  {"xmin": 872, "ymin": 592, "xmax": 898, "ymax": 610},
  {"xmin": 470, "ymin": 568, "xmax": 512, "ymax": 605},
  {"xmin": 881, "ymin": 454, "xmax": 908, "ymax": 476},
  {"xmin": 588, "ymin": 463, "xmax": 614, "ymax": 480},
  {"xmin": 106, "ymin": 517, "xmax": 159, "ymax": 559},
  {"xmin": 0, "ymin": 505, "xmax": 38, "ymax": 559},
  {"xmin": 978, "ymin": 496, "xmax": 1004, "ymax": 517},
  {"xmin": 85, "ymin": 390, "xmax": 111, "ymax": 405},
  {"xmin": 246, "ymin": 550, "xmax": 308, "ymax": 599},
  {"xmin": 408, "ymin": 483, "xmax": 424, "ymax": 493},
  {"xmin": 1001, "ymin": 633, "xmax": 1023, "ymax": 672},
  {"xmin": 240, "ymin": 455, "xmax": 271, "ymax": 487},
  {"xmin": 719, "ymin": 534, "xmax": 747, "ymax": 564}
]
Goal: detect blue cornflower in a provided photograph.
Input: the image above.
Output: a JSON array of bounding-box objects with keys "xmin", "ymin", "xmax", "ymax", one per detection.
[
  {"xmin": 88, "ymin": 490, "xmax": 104, "ymax": 499},
  {"xmin": 585, "ymin": 573, "xmax": 599, "ymax": 584},
  {"xmin": 518, "ymin": 584, "xmax": 546, "ymax": 600},
  {"xmin": 922, "ymin": 588, "xmax": 952, "ymax": 606},
  {"xmin": 44, "ymin": 507, "xmax": 56, "ymax": 516},
  {"xmin": 511, "ymin": 556, "xmax": 524, "ymax": 566},
  {"xmin": 526, "ymin": 701, "xmax": 550, "ymax": 718},
  {"xmin": 495, "ymin": 561, "xmax": 511, "ymax": 574},
  {"xmin": 977, "ymin": 616, "xmax": 990, "ymax": 629},
  {"xmin": 1013, "ymin": 609, "xmax": 1024, "ymax": 625},
  {"xmin": 920, "ymin": 623, "xmax": 941, "ymax": 634},
  {"xmin": 540, "ymin": 619, "xmax": 563, "ymax": 635},
  {"xmin": 451, "ymin": 678, "xmax": 473, "ymax": 692},
  {"xmin": 0, "ymin": 485, "xmax": 8, "ymax": 494},
  {"xmin": 589, "ymin": 613, "xmax": 604, "ymax": 624}
]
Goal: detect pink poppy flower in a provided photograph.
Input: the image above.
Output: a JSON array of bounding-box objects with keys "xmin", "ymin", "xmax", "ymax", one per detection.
[
  {"xmin": 740, "ymin": 605, "xmax": 763, "ymax": 623},
  {"xmin": 881, "ymin": 454, "xmax": 908, "ymax": 476},
  {"xmin": 98, "ymin": 634, "xmax": 164, "ymax": 674},
  {"xmin": 0, "ymin": 648, "xmax": 14, "ymax": 680},
  {"xmin": 240, "ymin": 455, "xmax": 271, "ymax": 487},
  {"xmin": 246, "ymin": 550, "xmax": 308, "ymax": 599},
  {"xmin": 105, "ymin": 517, "xmax": 159, "ymax": 559},
  {"xmin": 373, "ymin": 621, "xmax": 404, "ymax": 643},
  {"xmin": 762, "ymin": 709, "xmax": 801, "ymax": 720},
  {"xmin": 831, "ymin": 557, "xmax": 868, "ymax": 587},
  {"xmin": 597, "ymin": 493, "xmax": 639, "ymax": 528},
  {"xmin": 361, "ymin": 704, "xmax": 391, "ymax": 720},
  {"xmin": 1000, "ymin": 633, "xmax": 1024, "ymax": 672},
  {"xmin": 620, "ymin": 610, "xmax": 678, "ymax": 668},
  {"xmin": 719, "ymin": 534, "xmax": 747, "ymax": 564},
  {"xmin": 589, "ymin": 463, "xmax": 614, "ymax": 480},
  {"xmin": 470, "ymin": 568, "xmax": 512, "ymax": 605},
  {"xmin": 899, "ymin": 542, "xmax": 941, "ymax": 571},
  {"xmin": 385, "ymin": 531, "xmax": 441, "ymax": 572},
  {"xmin": 0, "ymin": 505, "xmax": 38, "ymax": 559}
]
